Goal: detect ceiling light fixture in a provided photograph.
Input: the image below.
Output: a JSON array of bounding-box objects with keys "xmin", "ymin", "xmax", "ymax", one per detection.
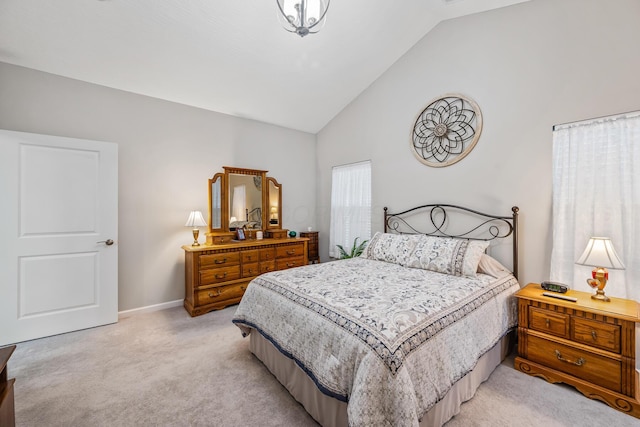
[{"xmin": 276, "ymin": 0, "xmax": 330, "ymax": 37}]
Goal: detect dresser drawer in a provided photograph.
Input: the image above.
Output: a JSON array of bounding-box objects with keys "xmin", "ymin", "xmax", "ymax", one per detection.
[
  {"xmin": 200, "ymin": 252, "xmax": 240, "ymax": 268},
  {"xmin": 572, "ymin": 317, "xmax": 621, "ymax": 353},
  {"xmin": 260, "ymin": 261, "xmax": 275, "ymax": 274},
  {"xmin": 529, "ymin": 307, "xmax": 570, "ymax": 338},
  {"xmin": 242, "ymin": 262, "xmax": 260, "ymax": 278},
  {"xmin": 241, "ymin": 250, "xmax": 259, "ymax": 264},
  {"xmin": 276, "ymin": 244, "xmax": 304, "ymax": 259},
  {"xmin": 259, "ymin": 248, "xmax": 276, "ymax": 261},
  {"xmin": 196, "ymin": 283, "xmax": 246, "ymax": 306},
  {"xmin": 276, "ymin": 257, "xmax": 305, "ymax": 270},
  {"xmin": 527, "ymin": 335, "xmax": 621, "ymax": 392},
  {"xmin": 200, "ymin": 265, "xmax": 241, "ymax": 285}
]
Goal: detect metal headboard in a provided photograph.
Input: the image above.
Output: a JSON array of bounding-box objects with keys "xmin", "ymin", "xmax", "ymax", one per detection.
[{"xmin": 384, "ymin": 204, "xmax": 519, "ymax": 279}]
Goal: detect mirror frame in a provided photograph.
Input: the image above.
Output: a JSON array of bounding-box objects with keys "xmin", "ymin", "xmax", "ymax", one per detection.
[
  {"xmin": 207, "ymin": 166, "xmax": 283, "ymax": 236},
  {"xmin": 266, "ymin": 177, "xmax": 282, "ymax": 230}
]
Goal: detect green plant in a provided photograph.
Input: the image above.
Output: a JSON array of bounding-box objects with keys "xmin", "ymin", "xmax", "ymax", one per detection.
[{"xmin": 336, "ymin": 237, "xmax": 369, "ymax": 259}]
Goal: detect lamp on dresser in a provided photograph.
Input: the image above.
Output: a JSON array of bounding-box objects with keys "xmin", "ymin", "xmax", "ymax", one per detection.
[
  {"xmin": 575, "ymin": 236, "xmax": 625, "ymax": 302},
  {"xmin": 185, "ymin": 210, "xmax": 207, "ymax": 246}
]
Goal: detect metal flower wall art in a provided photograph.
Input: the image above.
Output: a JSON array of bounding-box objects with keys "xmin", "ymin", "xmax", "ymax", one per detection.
[{"xmin": 411, "ymin": 94, "xmax": 483, "ymax": 167}]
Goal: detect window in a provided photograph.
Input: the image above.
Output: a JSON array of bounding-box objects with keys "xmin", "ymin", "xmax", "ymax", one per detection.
[
  {"xmin": 329, "ymin": 161, "xmax": 371, "ymax": 258},
  {"xmin": 550, "ymin": 112, "xmax": 640, "ymax": 300}
]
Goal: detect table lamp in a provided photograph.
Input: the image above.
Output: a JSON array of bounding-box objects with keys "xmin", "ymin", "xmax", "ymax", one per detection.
[
  {"xmin": 575, "ymin": 237, "xmax": 625, "ymax": 302},
  {"xmin": 185, "ymin": 210, "xmax": 207, "ymax": 246}
]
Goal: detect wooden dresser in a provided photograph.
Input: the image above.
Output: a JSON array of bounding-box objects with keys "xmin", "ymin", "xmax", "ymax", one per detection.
[
  {"xmin": 515, "ymin": 283, "xmax": 640, "ymax": 418},
  {"xmin": 299, "ymin": 231, "xmax": 319, "ymax": 264},
  {"xmin": 0, "ymin": 345, "xmax": 16, "ymax": 427},
  {"xmin": 183, "ymin": 238, "xmax": 308, "ymax": 316}
]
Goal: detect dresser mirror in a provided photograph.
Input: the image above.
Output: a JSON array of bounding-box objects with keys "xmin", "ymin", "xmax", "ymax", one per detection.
[{"xmin": 207, "ymin": 167, "xmax": 282, "ymax": 243}]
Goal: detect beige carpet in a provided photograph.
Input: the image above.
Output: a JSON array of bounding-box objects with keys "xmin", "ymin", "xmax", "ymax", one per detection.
[{"xmin": 8, "ymin": 306, "xmax": 639, "ymax": 426}]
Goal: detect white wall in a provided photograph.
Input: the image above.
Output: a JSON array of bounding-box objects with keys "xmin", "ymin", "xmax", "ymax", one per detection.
[
  {"xmin": 316, "ymin": 0, "xmax": 640, "ymax": 289},
  {"xmin": 0, "ymin": 62, "xmax": 316, "ymax": 312}
]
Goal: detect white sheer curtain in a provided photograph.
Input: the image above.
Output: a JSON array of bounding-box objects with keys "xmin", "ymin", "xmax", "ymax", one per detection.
[
  {"xmin": 550, "ymin": 112, "xmax": 640, "ymax": 301},
  {"xmin": 231, "ymin": 184, "xmax": 246, "ymax": 223},
  {"xmin": 329, "ymin": 161, "xmax": 371, "ymax": 258}
]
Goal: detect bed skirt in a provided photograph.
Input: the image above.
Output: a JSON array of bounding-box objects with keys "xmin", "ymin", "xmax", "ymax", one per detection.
[{"xmin": 249, "ymin": 330, "xmax": 514, "ymax": 427}]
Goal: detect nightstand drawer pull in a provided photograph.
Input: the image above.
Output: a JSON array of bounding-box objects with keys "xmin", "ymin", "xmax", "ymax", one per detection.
[
  {"xmin": 214, "ymin": 258, "xmax": 227, "ymax": 264},
  {"xmin": 208, "ymin": 289, "xmax": 222, "ymax": 298},
  {"xmin": 286, "ymin": 250, "xmax": 295, "ymax": 255},
  {"xmin": 591, "ymin": 330, "xmax": 597, "ymax": 340},
  {"xmin": 555, "ymin": 350, "xmax": 585, "ymax": 366},
  {"xmin": 215, "ymin": 272, "xmax": 227, "ymax": 279},
  {"xmin": 545, "ymin": 319, "xmax": 550, "ymax": 328}
]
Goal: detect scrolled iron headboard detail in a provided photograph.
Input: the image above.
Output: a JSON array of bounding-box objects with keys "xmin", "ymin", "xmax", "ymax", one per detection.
[{"xmin": 384, "ymin": 204, "xmax": 519, "ymax": 278}]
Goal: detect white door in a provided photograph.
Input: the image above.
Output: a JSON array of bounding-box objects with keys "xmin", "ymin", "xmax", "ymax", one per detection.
[{"xmin": 0, "ymin": 129, "xmax": 118, "ymax": 346}]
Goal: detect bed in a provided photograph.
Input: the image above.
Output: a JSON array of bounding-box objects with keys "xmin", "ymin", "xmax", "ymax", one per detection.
[{"xmin": 232, "ymin": 204, "xmax": 521, "ymax": 426}]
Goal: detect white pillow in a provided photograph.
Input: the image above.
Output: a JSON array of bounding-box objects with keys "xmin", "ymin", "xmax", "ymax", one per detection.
[
  {"xmin": 477, "ymin": 253, "xmax": 511, "ymax": 278},
  {"xmin": 406, "ymin": 235, "xmax": 489, "ymax": 277},
  {"xmin": 361, "ymin": 232, "xmax": 418, "ymax": 265}
]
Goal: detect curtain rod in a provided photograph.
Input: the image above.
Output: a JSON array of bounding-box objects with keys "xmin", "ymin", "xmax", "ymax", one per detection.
[
  {"xmin": 332, "ymin": 159, "xmax": 371, "ymax": 169},
  {"xmin": 553, "ymin": 110, "xmax": 640, "ymax": 131}
]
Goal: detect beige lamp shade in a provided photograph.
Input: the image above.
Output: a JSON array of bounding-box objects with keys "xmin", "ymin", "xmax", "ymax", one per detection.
[
  {"xmin": 185, "ymin": 211, "xmax": 207, "ymax": 227},
  {"xmin": 576, "ymin": 237, "xmax": 625, "ymax": 270}
]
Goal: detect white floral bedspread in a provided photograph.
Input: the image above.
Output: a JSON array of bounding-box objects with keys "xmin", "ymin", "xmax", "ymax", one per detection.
[{"xmin": 232, "ymin": 257, "xmax": 519, "ymax": 426}]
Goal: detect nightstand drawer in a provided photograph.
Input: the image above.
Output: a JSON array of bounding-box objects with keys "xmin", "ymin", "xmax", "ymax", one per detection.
[
  {"xmin": 572, "ymin": 317, "xmax": 621, "ymax": 353},
  {"xmin": 529, "ymin": 307, "xmax": 569, "ymax": 338},
  {"xmin": 527, "ymin": 335, "xmax": 621, "ymax": 392}
]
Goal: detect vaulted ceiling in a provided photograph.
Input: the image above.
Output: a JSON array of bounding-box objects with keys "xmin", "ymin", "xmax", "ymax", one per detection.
[{"xmin": 0, "ymin": 0, "xmax": 529, "ymax": 133}]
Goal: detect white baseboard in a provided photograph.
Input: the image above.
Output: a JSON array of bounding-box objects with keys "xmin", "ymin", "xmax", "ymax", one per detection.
[{"xmin": 118, "ymin": 299, "xmax": 183, "ymax": 319}]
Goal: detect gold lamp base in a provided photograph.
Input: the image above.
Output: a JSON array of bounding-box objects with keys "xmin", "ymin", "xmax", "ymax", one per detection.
[
  {"xmin": 587, "ymin": 267, "xmax": 610, "ymax": 302},
  {"xmin": 191, "ymin": 228, "xmax": 201, "ymax": 246}
]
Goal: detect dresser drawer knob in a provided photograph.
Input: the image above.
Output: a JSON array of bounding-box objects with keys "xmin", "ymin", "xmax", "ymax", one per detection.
[
  {"xmin": 545, "ymin": 319, "xmax": 550, "ymax": 328},
  {"xmin": 555, "ymin": 350, "xmax": 585, "ymax": 366},
  {"xmin": 591, "ymin": 330, "xmax": 597, "ymax": 340}
]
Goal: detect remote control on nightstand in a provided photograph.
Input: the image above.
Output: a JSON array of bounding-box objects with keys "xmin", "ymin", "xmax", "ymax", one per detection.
[{"xmin": 542, "ymin": 291, "xmax": 577, "ymax": 302}]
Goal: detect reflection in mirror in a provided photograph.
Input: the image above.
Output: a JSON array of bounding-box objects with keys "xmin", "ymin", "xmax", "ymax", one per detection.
[
  {"xmin": 208, "ymin": 173, "xmax": 223, "ymax": 233},
  {"xmin": 267, "ymin": 177, "xmax": 282, "ymax": 230},
  {"xmin": 228, "ymin": 173, "xmax": 263, "ymax": 230},
  {"xmin": 211, "ymin": 178, "xmax": 221, "ymax": 229}
]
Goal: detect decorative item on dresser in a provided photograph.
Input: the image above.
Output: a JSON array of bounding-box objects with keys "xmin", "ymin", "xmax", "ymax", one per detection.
[
  {"xmin": 183, "ymin": 238, "xmax": 308, "ymax": 316},
  {"xmin": 184, "ymin": 210, "xmax": 207, "ymax": 246},
  {"xmin": 515, "ymin": 283, "xmax": 640, "ymax": 418},
  {"xmin": 0, "ymin": 345, "xmax": 16, "ymax": 427},
  {"xmin": 299, "ymin": 231, "xmax": 319, "ymax": 263}
]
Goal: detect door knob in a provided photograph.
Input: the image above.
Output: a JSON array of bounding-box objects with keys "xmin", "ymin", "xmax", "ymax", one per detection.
[{"xmin": 97, "ymin": 239, "xmax": 115, "ymax": 246}]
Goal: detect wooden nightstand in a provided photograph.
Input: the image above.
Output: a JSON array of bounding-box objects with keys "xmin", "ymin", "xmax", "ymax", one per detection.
[
  {"xmin": 515, "ymin": 283, "xmax": 640, "ymax": 418},
  {"xmin": 299, "ymin": 231, "xmax": 319, "ymax": 264}
]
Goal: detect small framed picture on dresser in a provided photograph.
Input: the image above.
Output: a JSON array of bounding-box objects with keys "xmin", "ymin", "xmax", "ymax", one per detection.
[{"xmin": 236, "ymin": 228, "xmax": 246, "ymax": 240}]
